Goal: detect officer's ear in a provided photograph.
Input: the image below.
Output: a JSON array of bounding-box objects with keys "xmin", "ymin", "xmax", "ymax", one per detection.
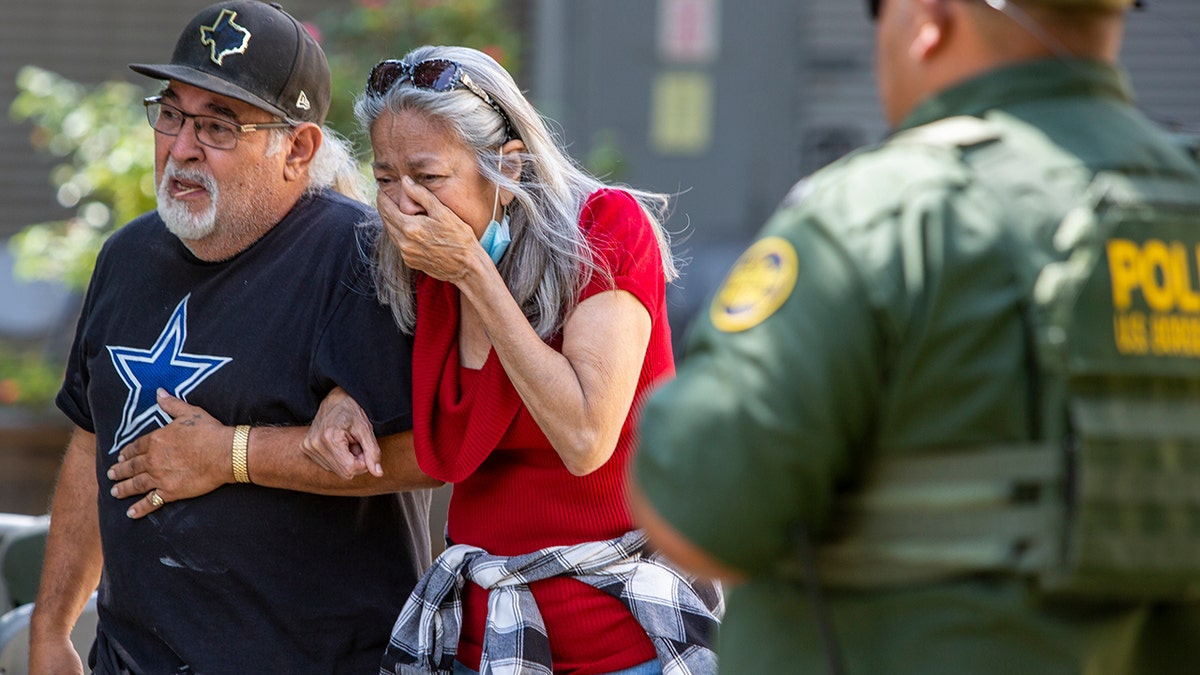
[
  {"xmin": 282, "ymin": 123, "xmax": 322, "ymax": 183},
  {"xmin": 910, "ymin": 0, "xmax": 953, "ymax": 62}
]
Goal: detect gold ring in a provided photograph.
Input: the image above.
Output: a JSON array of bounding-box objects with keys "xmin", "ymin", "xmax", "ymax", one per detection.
[{"xmin": 149, "ymin": 490, "xmax": 164, "ymax": 508}]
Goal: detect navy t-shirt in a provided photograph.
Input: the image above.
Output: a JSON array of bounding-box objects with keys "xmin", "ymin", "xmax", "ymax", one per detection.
[{"xmin": 56, "ymin": 189, "xmax": 431, "ymax": 674}]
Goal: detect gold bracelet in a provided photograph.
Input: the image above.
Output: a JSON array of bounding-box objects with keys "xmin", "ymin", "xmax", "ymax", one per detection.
[{"xmin": 232, "ymin": 424, "xmax": 252, "ymax": 484}]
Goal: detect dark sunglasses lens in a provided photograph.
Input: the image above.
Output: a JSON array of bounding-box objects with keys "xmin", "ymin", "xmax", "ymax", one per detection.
[
  {"xmin": 368, "ymin": 61, "xmax": 405, "ymax": 95},
  {"xmin": 411, "ymin": 60, "xmax": 459, "ymax": 91}
]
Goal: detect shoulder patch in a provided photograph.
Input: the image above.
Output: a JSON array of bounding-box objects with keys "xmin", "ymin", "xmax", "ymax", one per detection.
[{"xmin": 710, "ymin": 236, "xmax": 799, "ymax": 332}]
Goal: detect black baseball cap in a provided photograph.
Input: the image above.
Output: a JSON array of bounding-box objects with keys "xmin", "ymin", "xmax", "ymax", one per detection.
[{"xmin": 130, "ymin": 1, "xmax": 330, "ymax": 125}]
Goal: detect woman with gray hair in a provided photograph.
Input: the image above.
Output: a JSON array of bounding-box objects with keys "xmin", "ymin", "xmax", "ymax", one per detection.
[{"xmin": 302, "ymin": 45, "xmax": 721, "ymax": 675}]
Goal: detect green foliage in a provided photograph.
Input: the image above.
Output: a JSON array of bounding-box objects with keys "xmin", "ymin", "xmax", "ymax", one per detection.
[
  {"xmin": 0, "ymin": 342, "xmax": 62, "ymax": 407},
  {"xmin": 9, "ymin": 66, "xmax": 157, "ymax": 288},
  {"xmin": 4, "ymin": 1, "xmax": 521, "ymax": 407},
  {"xmin": 6, "ymin": 1, "xmax": 520, "ymax": 289},
  {"xmin": 312, "ymin": 0, "xmax": 520, "ymax": 148}
]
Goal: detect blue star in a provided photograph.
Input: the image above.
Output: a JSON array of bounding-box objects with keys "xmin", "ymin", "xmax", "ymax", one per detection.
[{"xmin": 106, "ymin": 295, "xmax": 231, "ymax": 454}]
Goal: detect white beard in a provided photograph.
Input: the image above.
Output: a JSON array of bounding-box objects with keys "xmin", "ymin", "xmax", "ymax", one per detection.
[{"xmin": 156, "ymin": 163, "xmax": 219, "ymax": 240}]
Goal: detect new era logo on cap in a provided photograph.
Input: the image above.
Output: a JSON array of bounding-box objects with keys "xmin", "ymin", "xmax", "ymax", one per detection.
[{"xmin": 200, "ymin": 9, "xmax": 251, "ymax": 66}]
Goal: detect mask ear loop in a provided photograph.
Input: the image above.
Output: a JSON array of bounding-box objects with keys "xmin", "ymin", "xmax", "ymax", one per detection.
[{"xmin": 492, "ymin": 146, "xmax": 504, "ymax": 222}]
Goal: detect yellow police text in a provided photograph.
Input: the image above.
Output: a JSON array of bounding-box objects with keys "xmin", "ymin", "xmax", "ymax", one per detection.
[
  {"xmin": 1107, "ymin": 238, "xmax": 1200, "ymax": 312},
  {"xmin": 1108, "ymin": 238, "xmax": 1200, "ymax": 357}
]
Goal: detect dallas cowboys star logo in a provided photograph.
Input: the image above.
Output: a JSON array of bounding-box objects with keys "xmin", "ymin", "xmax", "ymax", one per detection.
[
  {"xmin": 106, "ymin": 295, "xmax": 231, "ymax": 454},
  {"xmin": 199, "ymin": 9, "xmax": 251, "ymax": 66}
]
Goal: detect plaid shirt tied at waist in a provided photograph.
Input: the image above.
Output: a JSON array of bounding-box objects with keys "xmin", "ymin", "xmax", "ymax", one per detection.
[{"xmin": 381, "ymin": 530, "xmax": 724, "ymax": 675}]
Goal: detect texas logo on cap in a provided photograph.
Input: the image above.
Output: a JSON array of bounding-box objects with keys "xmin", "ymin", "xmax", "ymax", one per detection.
[{"xmin": 200, "ymin": 9, "xmax": 251, "ymax": 66}]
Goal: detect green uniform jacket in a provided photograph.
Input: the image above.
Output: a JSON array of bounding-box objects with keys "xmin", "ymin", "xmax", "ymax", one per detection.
[{"xmin": 635, "ymin": 59, "xmax": 1200, "ymax": 674}]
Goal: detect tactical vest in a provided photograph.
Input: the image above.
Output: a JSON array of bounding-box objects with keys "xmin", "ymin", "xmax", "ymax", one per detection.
[{"xmin": 816, "ymin": 117, "xmax": 1200, "ymax": 601}]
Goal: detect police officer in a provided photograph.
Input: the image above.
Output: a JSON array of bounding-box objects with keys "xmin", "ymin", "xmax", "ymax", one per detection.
[{"xmin": 630, "ymin": 0, "xmax": 1200, "ymax": 673}]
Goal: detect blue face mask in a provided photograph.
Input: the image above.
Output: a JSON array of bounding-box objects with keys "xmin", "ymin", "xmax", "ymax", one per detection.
[
  {"xmin": 479, "ymin": 214, "xmax": 511, "ymax": 264},
  {"xmin": 480, "ymin": 148, "xmax": 512, "ymax": 265}
]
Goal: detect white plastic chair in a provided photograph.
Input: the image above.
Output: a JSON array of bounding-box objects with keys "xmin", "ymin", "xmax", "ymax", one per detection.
[
  {"xmin": 0, "ymin": 593, "xmax": 98, "ymax": 675},
  {"xmin": 0, "ymin": 516, "xmax": 50, "ymax": 613}
]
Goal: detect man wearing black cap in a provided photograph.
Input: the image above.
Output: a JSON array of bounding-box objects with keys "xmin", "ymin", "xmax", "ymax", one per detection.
[
  {"xmin": 29, "ymin": 2, "xmax": 439, "ymax": 673},
  {"xmin": 632, "ymin": 0, "xmax": 1200, "ymax": 673}
]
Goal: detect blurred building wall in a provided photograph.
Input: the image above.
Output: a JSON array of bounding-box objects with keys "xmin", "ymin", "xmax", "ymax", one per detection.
[{"xmin": 529, "ymin": 0, "xmax": 1200, "ymax": 343}]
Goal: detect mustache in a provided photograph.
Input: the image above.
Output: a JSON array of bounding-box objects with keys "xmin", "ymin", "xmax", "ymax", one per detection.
[{"xmin": 159, "ymin": 162, "xmax": 217, "ymax": 196}]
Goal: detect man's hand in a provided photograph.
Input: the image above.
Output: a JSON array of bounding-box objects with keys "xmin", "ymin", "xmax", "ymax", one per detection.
[
  {"xmin": 108, "ymin": 389, "xmax": 233, "ymax": 518},
  {"xmin": 28, "ymin": 632, "xmax": 85, "ymax": 675},
  {"xmin": 300, "ymin": 386, "xmax": 382, "ymax": 480}
]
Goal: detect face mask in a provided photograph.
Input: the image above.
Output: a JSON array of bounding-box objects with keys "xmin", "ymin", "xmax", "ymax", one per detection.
[
  {"xmin": 480, "ymin": 147, "xmax": 511, "ymax": 265},
  {"xmin": 479, "ymin": 213, "xmax": 511, "ymax": 264}
]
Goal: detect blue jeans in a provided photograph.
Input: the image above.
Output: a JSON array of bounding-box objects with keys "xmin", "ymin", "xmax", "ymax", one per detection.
[{"xmin": 453, "ymin": 660, "xmax": 662, "ymax": 675}]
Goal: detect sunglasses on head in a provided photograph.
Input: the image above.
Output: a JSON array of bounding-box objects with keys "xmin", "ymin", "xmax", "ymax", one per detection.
[{"xmin": 366, "ymin": 58, "xmax": 515, "ymax": 140}]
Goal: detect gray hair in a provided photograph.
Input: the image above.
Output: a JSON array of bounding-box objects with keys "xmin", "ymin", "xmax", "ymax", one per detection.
[
  {"xmin": 267, "ymin": 126, "xmax": 368, "ymax": 203},
  {"xmin": 354, "ymin": 45, "xmax": 678, "ymax": 338}
]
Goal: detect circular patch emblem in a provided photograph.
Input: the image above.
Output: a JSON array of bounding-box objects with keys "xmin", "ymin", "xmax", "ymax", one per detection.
[{"xmin": 710, "ymin": 236, "xmax": 799, "ymax": 332}]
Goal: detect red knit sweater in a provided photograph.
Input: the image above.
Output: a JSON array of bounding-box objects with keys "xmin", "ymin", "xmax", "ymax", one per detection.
[{"xmin": 410, "ymin": 189, "xmax": 674, "ymax": 674}]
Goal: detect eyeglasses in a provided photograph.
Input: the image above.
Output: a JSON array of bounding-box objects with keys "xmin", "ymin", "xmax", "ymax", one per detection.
[
  {"xmin": 366, "ymin": 58, "xmax": 515, "ymax": 140},
  {"xmin": 143, "ymin": 96, "xmax": 294, "ymax": 150}
]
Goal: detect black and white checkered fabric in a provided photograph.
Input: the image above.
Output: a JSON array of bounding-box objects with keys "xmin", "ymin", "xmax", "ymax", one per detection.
[{"xmin": 380, "ymin": 530, "xmax": 724, "ymax": 675}]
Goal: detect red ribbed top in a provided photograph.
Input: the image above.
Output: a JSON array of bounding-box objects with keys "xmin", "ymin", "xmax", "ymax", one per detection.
[{"xmin": 411, "ymin": 189, "xmax": 674, "ymax": 674}]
